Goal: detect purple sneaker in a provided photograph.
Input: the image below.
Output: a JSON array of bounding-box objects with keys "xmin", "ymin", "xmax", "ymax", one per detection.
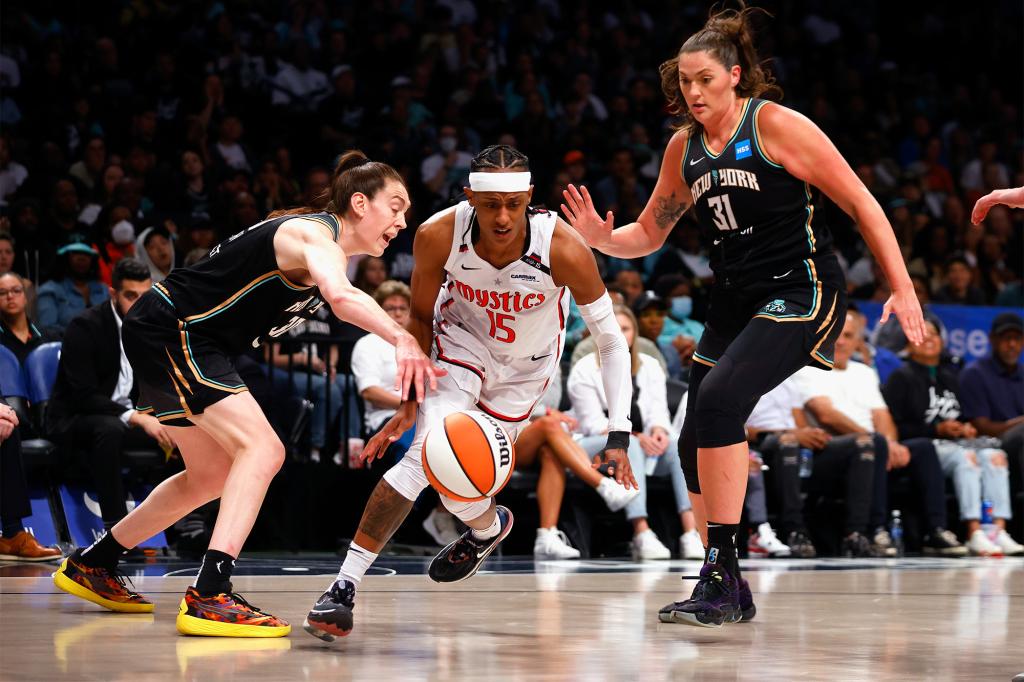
[
  {"xmin": 738, "ymin": 577, "xmax": 756, "ymax": 622},
  {"xmin": 658, "ymin": 564, "xmax": 741, "ymax": 628}
]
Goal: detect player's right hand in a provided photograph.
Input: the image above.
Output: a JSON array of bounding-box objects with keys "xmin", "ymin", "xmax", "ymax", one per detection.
[
  {"xmin": 363, "ymin": 401, "xmax": 416, "ymax": 463},
  {"xmin": 561, "ymin": 184, "xmax": 615, "ymax": 250},
  {"xmin": 593, "ymin": 447, "xmax": 638, "ymax": 490},
  {"xmin": 394, "ymin": 334, "xmax": 446, "ymax": 402}
]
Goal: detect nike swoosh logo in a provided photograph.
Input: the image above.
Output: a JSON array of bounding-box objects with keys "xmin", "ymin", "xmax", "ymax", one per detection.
[
  {"xmin": 461, "ymin": 264, "xmax": 481, "ymax": 270},
  {"xmin": 772, "ymin": 270, "xmax": 793, "ymax": 279},
  {"xmin": 713, "ymin": 238, "xmax": 723, "ymax": 246},
  {"xmin": 477, "ymin": 550, "xmax": 489, "ymax": 559},
  {"xmin": 530, "ymin": 353, "xmax": 551, "ymax": 361},
  {"xmin": 690, "ymin": 157, "xmax": 705, "ymax": 166},
  {"xmin": 252, "ymin": 337, "xmax": 261, "ymax": 349},
  {"xmin": 310, "ymin": 608, "xmax": 337, "ymax": 614}
]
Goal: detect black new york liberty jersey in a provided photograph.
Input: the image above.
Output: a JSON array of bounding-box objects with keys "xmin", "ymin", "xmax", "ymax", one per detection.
[
  {"xmin": 682, "ymin": 97, "xmax": 833, "ymax": 283},
  {"xmin": 154, "ymin": 212, "xmax": 339, "ymax": 352}
]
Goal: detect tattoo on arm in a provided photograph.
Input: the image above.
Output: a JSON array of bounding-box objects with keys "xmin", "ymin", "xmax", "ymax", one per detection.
[
  {"xmin": 354, "ymin": 479, "xmax": 415, "ymax": 546},
  {"xmin": 654, "ymin": 192, "xmax": 687, "ymax": 230}
]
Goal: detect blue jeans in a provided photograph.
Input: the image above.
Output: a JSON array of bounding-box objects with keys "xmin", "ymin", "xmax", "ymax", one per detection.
[
  {"xmin": 579, "ymin": 434, "xmax": 691, "ymax": 521},
  {"xmin": 269, "ymin": 368, "xmax": 342, "ymax": 449},
  {"xmin": 934, "ymin": 439, "xmax": 1013, "ymax": 520}
]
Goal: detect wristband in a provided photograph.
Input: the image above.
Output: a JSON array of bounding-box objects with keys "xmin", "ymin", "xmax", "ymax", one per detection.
[{"xmin": 605, "ymin": 430, "xmax": 629, "ymax": 451}]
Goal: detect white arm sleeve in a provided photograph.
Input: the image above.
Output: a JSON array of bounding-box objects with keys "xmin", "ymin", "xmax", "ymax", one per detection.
[{"xmin": 578, "ymin": 292, "xmax": 632, "ymax": 434}]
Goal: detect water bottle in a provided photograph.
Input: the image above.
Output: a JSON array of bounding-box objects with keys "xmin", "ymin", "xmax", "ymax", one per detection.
[
  {"xmin": 981, "ymin": 499, "xmax": 996, "ymax": 541},
  {"xmin": 798, "ymin": 448, "xmax": 813, "ymax": 478},
  {"xmin": 889, "ymin": 510, "xmax": 904, "ymax": 557}
]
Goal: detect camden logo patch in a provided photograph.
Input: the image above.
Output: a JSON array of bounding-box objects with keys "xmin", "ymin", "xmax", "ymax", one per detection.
[
  {"xmin": 735, "ymin": 138, "xmax": 752, "ymax": 160},
  {"xmin": 763, "ymin": 299, "xmax": 787, "ymax": 314}
]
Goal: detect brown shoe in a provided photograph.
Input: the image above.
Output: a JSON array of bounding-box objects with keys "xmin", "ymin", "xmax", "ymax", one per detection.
[{"xmin": 0, "ymin": 531, "xmax": 63, "ymax": 562}]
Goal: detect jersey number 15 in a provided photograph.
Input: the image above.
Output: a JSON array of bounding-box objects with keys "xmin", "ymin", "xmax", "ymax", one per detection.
[{"xmin": 486, "ymin": 310, "xmax": 516, "ymax": 343}]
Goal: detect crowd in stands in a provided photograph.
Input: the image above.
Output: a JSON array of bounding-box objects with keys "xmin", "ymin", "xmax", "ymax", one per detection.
[{"xmin": 0, "ymin": 1, "xmax": 1020, "ymax": 561}]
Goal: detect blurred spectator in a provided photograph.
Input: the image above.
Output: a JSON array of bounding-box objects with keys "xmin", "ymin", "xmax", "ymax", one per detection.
[
  {"xmin": 319, "ymin": 65, "xmax": 364, "ymax": 153},
  {"xmin": 353, "ymin": 256, "xmax": 388, "ymax": 297},
  {"xmin": 883, "ymin": 319, "xmax": 1023, "ymax": 556},
  {"xmin": 211, "ymin": 115, "xmax": 253, "ymax": 175},
  {"xmin": 79, "ymin": 164, "xmax": 126, "ymax": 227},
  {"xmin": 653, "ymin": 274, "xmax": 704, "ymax": 375},
  {"xmin": 351, "ymin": 281, "xmax": 410, "ymax": 437},
  {"xmin": 420, "ymin": 124, "xmax": 473, "ymax": 211},
  {"xmin": 36, "ymin": 234, "xmax": 110, "ymax": 333},
  {"xmin": 932, "ymin": 253, "xmax": 985, "ymax": 305},
  {"xmin": 632, "ymin": 291, "xmax": 682, "ymax": 380},
  {"xmin": 0, "ymin": 234, "xmax": 16, "ymax": 274},
  {"xmin": 0, "ymin": 135, "xmax": 28, "ymax": 207},
  {"xmin": 271, "ymin": 42, "xmax": 329, "ymax": 113},
  {"xmin": 48, "ymin": 258, "xmax": 170, "ymax": 529},
  {"xmin": 134, "ymin": 225, "xmax": 176, "ymax": 284},
  {"xmin": 795, "ymin": 312, "xmax": 966, "ymax": 557},
  {"xmin": 612, "ymin": 268, "xmax": 643, "ymax": 307},
  {"xmin": 592, "ymin": 147, "xmax": 648, "ymax": 224},
  {"xmin": 0, "ymin": 271, "xmax": 57, "ymax": 362},
  {"xmin": 68, "ymin": 135, "xmax": 106, "ymax": 193},
  {"xmin": 91, "ymin": 205, "xmax": 137, "ymax": 286},
  {"xmin": 569, "ymin": 304, "xmax": 698, "ymax": 561}
]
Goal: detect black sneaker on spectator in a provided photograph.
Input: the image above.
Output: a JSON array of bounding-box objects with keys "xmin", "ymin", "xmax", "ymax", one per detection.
[
  {"xmin": 922, "ymin": 528, "xmax": 968, "ymax": 557},
  {"xmin": 841, "ymin": 531, "xmax": 873, "ymax": 558},
  {"xmin": 870, "ymin": 528, "xmax": 898, "ymax": 557},
  {"xmin": 785, "ymin": 530, "xmax": 817, "ymax": 558}
]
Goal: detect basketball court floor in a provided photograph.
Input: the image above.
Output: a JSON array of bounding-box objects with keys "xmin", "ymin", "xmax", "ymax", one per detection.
[{"xmin": 1, "ymin": 555, "xmax": 1020, "ymax": 680}]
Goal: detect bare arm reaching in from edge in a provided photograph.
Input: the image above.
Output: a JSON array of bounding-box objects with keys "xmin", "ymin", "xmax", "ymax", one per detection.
[
  {"xmin": 972, "ymin": 186, "xmax": 1024, "ymax": 224},
  {"xmin": 361, "ymin": 208, "xmax": 457, "ymax": 461},
  {"xmin": 755, "ymin": 104, "xmax": 925, "ymax": 345},
  {"xmin": 274, "ymin": 217, "xmax": 445, "ymax": 404},
  {"xmin": 561, "ymin": 130, "xmax": 693, "ymax": 258},
  {"xmin": 549, "ymin": 221, "xmax": 638, "ymax": 489}
]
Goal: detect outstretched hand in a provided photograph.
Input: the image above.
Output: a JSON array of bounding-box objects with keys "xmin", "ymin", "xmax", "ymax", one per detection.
[
  {"xmin": 880, "ymin": 288, "xmax": 926, "ymax": 347},
  {"xmin": 363, "ymin": 401, "xmax": 417, "ymax": 464},
  {"xmin": 394, "ymin": 335, "xmax": 446, "ymax": 402},
  {"xmin": 561, "ymin": 184, "xmax": 615, "ymax": 250},
  {"xmin": 971, "ymin": 187, "xmax": 1024, "ymax": 225},
  {"xmin": 592, "ymin": 447, "xmax": 639, "ymax": 490}
]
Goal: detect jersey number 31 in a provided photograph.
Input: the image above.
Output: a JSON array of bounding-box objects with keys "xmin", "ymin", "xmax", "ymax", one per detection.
[{"xmin": 708, "ymin": 194, "xmax": 740, "ymax": 232}]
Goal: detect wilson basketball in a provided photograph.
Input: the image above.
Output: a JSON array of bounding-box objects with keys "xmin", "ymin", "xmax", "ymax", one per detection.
[{"xmin": 422, "ymin": 411, "xmax": 516, "ymax": 502}]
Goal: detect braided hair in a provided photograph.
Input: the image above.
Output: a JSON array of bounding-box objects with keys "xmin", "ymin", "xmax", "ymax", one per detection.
[{"xmin": 470, "ymin": 145, "xmax": 530, "ymax": 172}]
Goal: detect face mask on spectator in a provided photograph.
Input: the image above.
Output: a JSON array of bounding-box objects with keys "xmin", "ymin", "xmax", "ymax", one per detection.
[
  {"xmin": 111, "ymin": 220, "xmax": 135, "ymax": 246},
  {"xmin": 670, "ymin": 295, "xmax": 693, "ymax": 320},
  {"xmin": 439, "ymin": 136, "xmax": 457, "ymax": 154}
]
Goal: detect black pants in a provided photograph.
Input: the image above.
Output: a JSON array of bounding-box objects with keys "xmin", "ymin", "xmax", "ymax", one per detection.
[
  {"xmin": 887, "ymin": 437, "xmax": 948, "ymax": 531},
  {"xmin": 806, "ymin": 434, "xmax": 886, "ymax": 535},
  {"xmin": 62, "ymin": 415, "xmax": 157, "ymax": 526},
  {"xmin": 0, "ymin": 427, "xmax": 30, "ymax": 528}
]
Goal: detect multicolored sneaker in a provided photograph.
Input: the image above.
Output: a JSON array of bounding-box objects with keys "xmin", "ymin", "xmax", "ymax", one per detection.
[
  {"xmin": 303, "ymin": 580, "xmax": 356, "ymax": 642},
  {"xmin": 427, "ymin": 505, "xmax": 513, "ymax": 583},
  {"xmin": 657, "ymin": 564, "xmax": 741, "ymax": 628},
  {"xmin": 738, "ymin": 577, "xmax": 756, "ymax": 622},
  {"xmin": 176, "ymin": 586, "xmax": 290, "ymax": 637},
  {"xmin": 52, "ymin": 552, "xmax": 153, "ymax": 613}
]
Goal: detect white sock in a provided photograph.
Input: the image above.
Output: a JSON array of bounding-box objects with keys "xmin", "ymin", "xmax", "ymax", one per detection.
[
  {"xmin": 337, "ymin": 542, "xmax": 378, "ymax": 585},
  {"xmin": 471, "ymin": 515, "xmax": 501, "ymax": 541}
]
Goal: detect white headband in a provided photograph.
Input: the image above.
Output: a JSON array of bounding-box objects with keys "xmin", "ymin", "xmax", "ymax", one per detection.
[{"xmin": 468, "ymin": 172, "xmax": 532, "ymax": 193}]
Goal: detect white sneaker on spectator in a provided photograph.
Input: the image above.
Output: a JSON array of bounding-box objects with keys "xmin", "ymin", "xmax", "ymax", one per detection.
[
  {"xmin": 631, "ymin": 529, "xmax": 671, "ymax": 561},
  {"xmin": 993, "ymin": 529, "xmax": 1023, "ymax": 556},
  {"xmin": 534, "ymin": 528, "xmax": 581, "ymax": 560},
  {"xmin": 596, "ymin": 477, "xmax": 639, "ymax": 512},
  {"xmin": 679, "ymin": 529, "xmax": 705, "ymax": 560},
  {"xmin": 748, "ymin": 522, "xmax": 791, "ymax": 557},
  {"xmin": 422, "ymin": 508, "xmax": 460, "ymax": 546},
  {"xmin": 966, "ymin": 529, "xmax": 1003, "ymax": 556}
]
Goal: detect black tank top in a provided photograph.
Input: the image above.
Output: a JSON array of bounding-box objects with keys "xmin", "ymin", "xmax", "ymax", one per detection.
[
  {"xmin": 681, "ymin": 97, "xmax": 834, "ymax": 284},
  {"xmin": 155, "ymin": 213, "xmax": 339, "ymax": 351}
]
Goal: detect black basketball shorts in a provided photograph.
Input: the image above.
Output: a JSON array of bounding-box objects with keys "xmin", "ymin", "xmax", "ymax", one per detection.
[{"xmin": 122, "ymin": 286, "xmax": 248, "ymax": 427}]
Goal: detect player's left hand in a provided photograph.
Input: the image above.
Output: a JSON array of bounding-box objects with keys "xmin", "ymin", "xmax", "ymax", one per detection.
[
  {"xmin": 363, "ymin": 401, "xmax": 416, "ymax": 463},
  {"xmin": 593, "ymin": 447, "xmax": 638, "ymax": 490},
  {"xmin": 880, "ymin": 287, "xmax": 925, "ymax": 346}
]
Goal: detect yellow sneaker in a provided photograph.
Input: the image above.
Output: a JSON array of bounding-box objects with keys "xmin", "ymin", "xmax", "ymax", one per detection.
[
  {"xmin": 176, "ymin": 586, "xmax": 290, "ymax": 638},
  {"xmin": 52, "ymin": 553, "xmax": 153, "ymax": 613}
]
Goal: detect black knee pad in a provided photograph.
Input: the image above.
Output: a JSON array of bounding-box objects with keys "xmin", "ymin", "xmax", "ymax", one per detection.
[
  {"xmin": 693, "ymin": 357, "xmax": 748, "ymax": 448},
  {"xmin": 679, "ymin": 416, "xmax": 700, "ymax": 494}
]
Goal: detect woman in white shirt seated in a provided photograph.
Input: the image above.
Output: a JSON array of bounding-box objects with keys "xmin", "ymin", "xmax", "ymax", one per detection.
[
  {"xmin": 350, "ymin": 280, "xmax": 458, "ymax": 545},
  {"xmin": 568, "ymin": 304, "xmax": 702, "ymax": 561}
]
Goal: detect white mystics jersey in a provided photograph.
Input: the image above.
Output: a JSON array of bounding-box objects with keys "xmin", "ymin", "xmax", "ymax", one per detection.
[{"xmin": 433, "ymin": 201, "xmax": 569, "ymax": 361}]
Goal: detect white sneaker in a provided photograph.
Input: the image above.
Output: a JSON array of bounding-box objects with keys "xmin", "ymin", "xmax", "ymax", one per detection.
[
  {"xmin": 679, "ymin": 529, "xmax": 705, "ymax": 560},
  {"xmin": 533, "ymin": 528, "xmax": 581, "ymax": 560},
  {"xmin": 631, "ymin": 529, "xmax": 671, "ymax": 561},
  {"xmin": 422, "ymin": 508, "xmax": 460, "ymax": 546},
  {"xmin": 596, "ymin": 477, "xmax": 640, "ymax": 512},
  {"xmin": 992, "ymin": 529, "xmax": 1024, "ymax": 556},
  {"xmin": 966, "ymin": 529, "xmax": 1003, "ymax": 556},
  {"xmin": 748, "ymin": 522, "xmax": 791, "ymax": 558}
]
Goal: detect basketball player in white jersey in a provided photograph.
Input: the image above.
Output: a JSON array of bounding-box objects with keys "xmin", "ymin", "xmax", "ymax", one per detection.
[{"xmin": 304, "ymin": 145, "xmax": 637, "ymax": 641}]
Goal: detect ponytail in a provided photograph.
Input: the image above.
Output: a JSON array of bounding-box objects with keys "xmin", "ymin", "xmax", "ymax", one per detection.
[
  {"xmin": 268, "ymin": 150, "xmax": 404, "ymax": 219},
  {"xmin": 659, "ymin": 4, "xmax": 782, "ymax": 134}
]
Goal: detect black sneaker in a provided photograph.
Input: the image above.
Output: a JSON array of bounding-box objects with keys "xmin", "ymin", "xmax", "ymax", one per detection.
[
  {"xmin": 922, "ymin": 528, "xmax": 968, "ymax": 557},
  {"xmin": 786, "ymin": 530, "xmax": 817, "ymax": 559},
  {"xmin": 842, "ymin": 531, "xmax": 873, "ymax": 558},
  {"xmin": 658, "ymin": 565, "xmax": 741, "ymax": 628},
  {"xmin": 427, "ymin": 505, "xmax": 513, "ymax": 583},
  {"xmin": 303, "ymin": 580, "xmax": 356, "ymax": 642},
  {"xmin": 737, "ymin": 577, "xmax": 756, "ymax": 622}
]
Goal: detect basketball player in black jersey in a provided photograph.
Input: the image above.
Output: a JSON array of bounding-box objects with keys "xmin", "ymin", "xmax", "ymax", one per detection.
[
  {"xmin": 563, "ymin": 7, "xmax": 925, "ymax": 628},
  {"xmin": 52, "ymin": 151, "xmax": 443, "ymax": 637}
]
